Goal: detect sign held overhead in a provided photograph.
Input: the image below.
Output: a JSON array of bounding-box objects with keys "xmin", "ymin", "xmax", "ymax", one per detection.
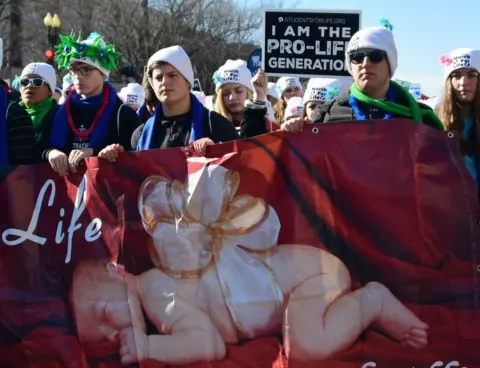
[{"xmin": 263, "ymin": 9, "xmax": 361, "ymax": 78}]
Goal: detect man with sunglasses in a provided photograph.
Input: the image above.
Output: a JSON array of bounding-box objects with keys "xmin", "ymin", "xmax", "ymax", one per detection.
[
  {"xmin": 311, "ymin": 22, "xmax": 443, "ymax": 130},
  {"xmin": 19, "ymin": 62, "xmax": 59, "ymax": 160},
  {"xmin": 0, "ymin": 38, "xmax": 37, "ymax": 165},
  {"xmin": 46, "ymin": 32, "xmax": 140, "ymax": 175}
]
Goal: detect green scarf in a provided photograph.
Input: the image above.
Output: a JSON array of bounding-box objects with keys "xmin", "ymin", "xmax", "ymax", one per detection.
[
  {"xmin": 350, "ymin": 81, "xmax": 444, "ymax": 130},
  {"xmin": 20, "ymin": 97, "xmax": 56, "ymax": 141}
]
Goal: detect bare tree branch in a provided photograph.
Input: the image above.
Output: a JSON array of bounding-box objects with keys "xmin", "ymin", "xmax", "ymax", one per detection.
[{"xmin": 1, "ymin": 0, "xmax": 284, "ymax": 92}]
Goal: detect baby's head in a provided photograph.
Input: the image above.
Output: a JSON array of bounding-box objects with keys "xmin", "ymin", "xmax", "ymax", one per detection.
[
  {"xmin": 70, "ymin": 259, "xmax": 132, "ymax": 344},
  {"xmin": 138, "ymin": 165, "xmax": 235, "ymax": 231}
]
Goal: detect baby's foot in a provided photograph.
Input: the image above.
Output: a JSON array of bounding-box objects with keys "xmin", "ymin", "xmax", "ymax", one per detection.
[{"xmin": 366, "ymin": 282, "xmax": 429, "ymax": 348}]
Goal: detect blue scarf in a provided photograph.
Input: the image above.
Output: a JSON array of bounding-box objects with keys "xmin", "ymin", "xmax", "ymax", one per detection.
[
  {"xmin": 137, "ymin": 93, "xmax": 204, "ymax": 150},
  {"xmin": 50, "ymin": 82, "xmax": 118, "ymax": 151},
  {"xmin": 0, "ymin": 87, "xmax": 8, "ymax": 165},
  {"xmin": 349, "ymin": 84, "xmax": 395, "ymax": 120},
  {"xmin": 137, "ymin": 102, "xmax": 152, "ymax": 122}
]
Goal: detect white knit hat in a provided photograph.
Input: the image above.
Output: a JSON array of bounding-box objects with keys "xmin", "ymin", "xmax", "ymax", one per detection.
[
  {"xmin": 119, "ymin": 83, "xmax": 145, "ymax": 106},
  {"xmin": 267, "ymin": 82, "xmax": 280, "ymax": 100},
  {"xmin": 147, "ymin": 45, "xmax": 194, "ymax": 87},
  {"xmin": 21, "ymin": 62, "xmax": 57, "ymax": 94},
  {"xmin": 62, "ymin": 73, "xmax": 73, "ymax": 92},
  {"xmin": 276, "ymin": 76, "xmax": 303, "ymax": 96},
  {"xmin": 284, "ymin": 96, "xmax": 304, "ymax": 120},
  {"xmin": 441, "ymin": 48, "xmax": 480, "ymax": 83},
  {"xmin": 70, "ymin": 34, "xmax": 112, "ymax": 78},
  {"xmin": 346, "ymin": 26, "xmax": 398, "ymax": 77},
  {"xmin": 303, "ymin": 78, "xmax": 343, "ymax": 105},
  {"xmin": 214, "ymin": 59, "xmax": 254, "ymax": 93}
]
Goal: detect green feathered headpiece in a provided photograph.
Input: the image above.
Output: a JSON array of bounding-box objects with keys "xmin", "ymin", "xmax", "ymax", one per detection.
[{"xmin": 55, "ymin": 31, "xmax": 122, "ymax": 75}]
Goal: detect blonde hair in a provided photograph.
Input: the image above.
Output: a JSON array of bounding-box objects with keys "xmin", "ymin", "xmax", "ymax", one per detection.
[
  {"xmin": 215, "ymin": 85, "xmax": 253, "ymax": 122},
  {"xmin": 437, "ymin": 77, "xmax": 480, "ymax": 157},
  {"xmin": 274, "ymin": 99, "xmax": 287, "ymax": 124}
]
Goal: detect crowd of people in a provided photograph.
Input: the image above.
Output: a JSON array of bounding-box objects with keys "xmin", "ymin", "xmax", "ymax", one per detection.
[{"xmin": 0, "ymin": 20, "xmax": 478, "ymax": 198}]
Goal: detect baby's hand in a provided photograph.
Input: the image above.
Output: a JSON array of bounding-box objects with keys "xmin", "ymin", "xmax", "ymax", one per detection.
[{"xmin": 119, "ymin": 326, "xmax": 148, "ymax": 366}]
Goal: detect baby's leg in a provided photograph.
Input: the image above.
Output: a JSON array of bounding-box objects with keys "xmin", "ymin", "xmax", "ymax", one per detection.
[
  {"xmin": 285, "ymin": 265, "xmax": 428, "ymax": 361},
  {"xmin": 121, "ymin": 269, "xmax": 226, "ymax": 365},
  {"xmin": 145, "ymin": 297, "xmax": 226, "ymax": 364},
  {"xmin": 364, "ymin": 282, "xmax": 428, "ymax": 349},
  {"xmin": 90, "ymin": 274, "xmax": 145, "ymax": 335}
]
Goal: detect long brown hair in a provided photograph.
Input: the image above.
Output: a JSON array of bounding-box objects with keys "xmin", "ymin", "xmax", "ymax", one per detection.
[
  {"xmin": 274, "ymin": 99, "xmax": 287, "ymax": 124},
  {"xmin": 437, "ymin": 78, "xmax": 480, "ymax": 157},
  {"xmin": 142, "ymin": 67, "xmax": 159, "ymax": 110}
]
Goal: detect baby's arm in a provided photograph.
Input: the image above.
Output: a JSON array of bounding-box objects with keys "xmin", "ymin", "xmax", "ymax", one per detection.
[{"xmin": 119, "ymin": 270, "xmax": 226, "ymax": 366}]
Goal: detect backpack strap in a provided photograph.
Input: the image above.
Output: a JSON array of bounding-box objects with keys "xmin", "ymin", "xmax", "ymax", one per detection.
[
  {"xmin": 117, "ymin": 103, "xmax": 124, "ymax": 135},
  {"xmin": 6, "ymin": 100, "xmax": 12, "ymax": 119},
  {"xmin": 208, "ymin": 109, "xmax": 213, "ymax": 137}
]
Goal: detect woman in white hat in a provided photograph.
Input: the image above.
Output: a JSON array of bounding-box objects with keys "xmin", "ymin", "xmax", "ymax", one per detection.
[
  {"xmin": 301, "ymin": 78, "xmax": 342, "ymax": 124},
  {"xmin": 437, "ymin": 48, "xmax": 480, "ymax": 197},
  {"xmin": 273, "ymin": 76, "xmax": 304, "ymax": 123},
  {"xmin": 213, "ymin": 60, "xmax": 279, "ymax": 137}
]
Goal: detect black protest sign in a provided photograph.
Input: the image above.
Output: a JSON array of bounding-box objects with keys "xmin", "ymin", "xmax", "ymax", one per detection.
[
  {"xmin": 263, "ymin": 10, "xmax": 361, "ymax": 78},
  {"xmin": 193, "ymin": 78, "xmax": 203, "ymax": 92}
]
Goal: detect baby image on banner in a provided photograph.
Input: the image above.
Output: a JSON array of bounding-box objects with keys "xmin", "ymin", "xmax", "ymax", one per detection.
[{"xmin": 263, "ymin": 9, "xmax": 361, "ymax": 78}]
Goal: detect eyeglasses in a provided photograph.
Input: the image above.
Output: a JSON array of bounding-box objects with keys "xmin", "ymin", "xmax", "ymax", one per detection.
[
  {"xmin": 20, "ymin": 78, "xmax": 47, "ymax": 88},
  {"xmin": 350, "ymin": 50, "xmax": 386, "ymax": 64},
  {"xmin": 68, "ymin": 67, "xmax": 96, "ymax": 77}
]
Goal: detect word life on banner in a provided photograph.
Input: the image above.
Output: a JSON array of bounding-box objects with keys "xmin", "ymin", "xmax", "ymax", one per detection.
[
  {"xmin": 263, "ymin": 10, "xmax": 361, "ymax": 78},
  {"xmin": 1, "ymin": 175, "xmax": 102, "ymax": 264}
]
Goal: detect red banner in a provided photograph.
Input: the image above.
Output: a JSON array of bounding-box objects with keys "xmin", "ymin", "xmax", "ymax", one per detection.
[{"xmin": 0, "ymin": 119, "xmax": 479, "ymax": 368}]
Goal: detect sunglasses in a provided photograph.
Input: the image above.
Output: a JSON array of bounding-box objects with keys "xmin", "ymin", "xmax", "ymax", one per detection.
[
  {"xmin": 20, "ymin": 78, "xmax": 47, "ymax": 88},
  {"xmin": 350, "ymin": 50, "xmax": 386, "ymax": 64}
]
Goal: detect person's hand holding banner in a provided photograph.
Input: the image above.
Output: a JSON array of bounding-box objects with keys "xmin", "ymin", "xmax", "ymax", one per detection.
[
  {"xmin": 192, "ymin": 137, "xmax": 215, "ymax": 155},
  {"xmin": 282, "ymin": 116, "xmax": 304, "ymax": 133},
  {"xmin": 68, "ymin": 148, "xmax": 94, "ymax": 174},
  {"xmin": 99, "ymin": 144, "xmax": 125, "ymax": 162},
  {"xmin": 47, "ymin": 149, "xmax": 69, "ymax": 176}
]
